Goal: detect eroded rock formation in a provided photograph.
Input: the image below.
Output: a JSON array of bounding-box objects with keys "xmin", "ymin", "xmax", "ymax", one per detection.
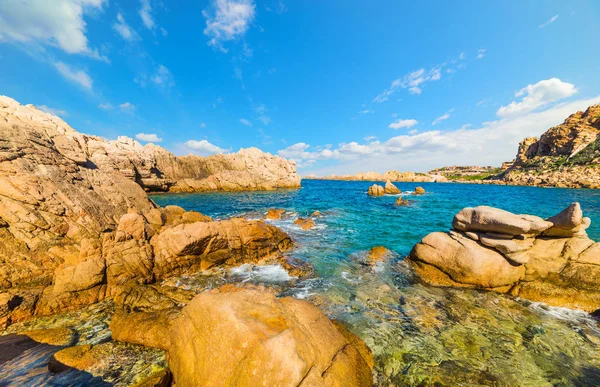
[{"xmin": 407, "ymin": 203, "xmax": 600, "ymax": 312}]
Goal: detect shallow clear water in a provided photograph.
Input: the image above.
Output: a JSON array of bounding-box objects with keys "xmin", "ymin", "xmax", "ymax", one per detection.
[{"xmin": 152, "ymin": 180, "xmax": 600, "ymax": 386}]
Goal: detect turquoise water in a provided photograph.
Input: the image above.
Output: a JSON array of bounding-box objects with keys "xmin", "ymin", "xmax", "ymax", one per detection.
[{"xmin": 151, "ymin": 180, "xmax": 600, "ymax": 386}]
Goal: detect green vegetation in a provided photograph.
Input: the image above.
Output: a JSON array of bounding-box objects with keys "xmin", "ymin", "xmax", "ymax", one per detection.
[
  {"xmin": 445, "ymin": 168, "xmax": 503, "ymax": 181},
  {"xmin": 569, "ymin": 138, "xmax": 600, "ymax": 166}
]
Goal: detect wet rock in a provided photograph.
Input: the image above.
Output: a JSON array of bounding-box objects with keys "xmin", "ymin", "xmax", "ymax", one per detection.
[
  {"xmin": 311, "ymin": 210, "xmax": 322, "ymax": 217},
  {"xmin": 384, "ymin": 180, "xmax": 401, "ymax": 194},
  {"xmin": 367, "ymin": 246, "xmax": 392, "ymax": 265},
  {"xmin": 367, "ymin": 184, "xmax": 384, "ymax": 196},
  {"xmin": 18, "ymin": 328, "xmax": 76, "ymax": 346},
  {"xmin": 294, "ymin": 217, "xmax": 315, "ymax": 230},
  {"xmin": 276, "ymin": 256, "xmax": 315, "ymax": 278},
  {"xmin": 414, "ymin": 186, "xmax": 426, "ymax": 195},
  {"xmin": 408, "ymin": 203, "xmax": 600, "ymax": 311},
  {"xmin": 266, "ymin": 208, "xmax": 286, "ymax": 220},
  {"xmin": 395, "ymin": 196, "xmax": 409, "ymax": 206}
]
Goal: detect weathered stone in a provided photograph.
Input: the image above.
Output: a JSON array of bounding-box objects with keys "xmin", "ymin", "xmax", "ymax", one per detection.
[
  {"xmin": 384, "ymin": 180, "xmax": 401, "ymax": 194},
  {"xmin": 414, "ymin": 186, "xmax": 425, "ymax": 195},
  {"xmin": 367, "ymin": 184, "xmax": 384, "ymax": 196},
  {"xmin": 452, "ymin": 206, "xmax": 552, "ymax": 236},
  {"xmin": 367, "ymin": 246, "xmax": 391, "ymax": 265},
  {"xmin": 266, "ymin": 208, "xmax": 286, "ymax": 220},
  {"xmin": 167, "ymin": 288, "xmax": 373, "ymax": 387},
  {"xmin": 18, "ymin": 328, "xmax": 76, "ymax": 346}
]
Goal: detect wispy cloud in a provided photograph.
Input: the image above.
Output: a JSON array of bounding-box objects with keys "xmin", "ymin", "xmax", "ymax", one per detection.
[
  {"xmin": 184, "ymin": 139, "xmax": 229, "ymax": 155},
  {"xmin": 37, "ymin": 105, "xmax": 68, "ymax": 117},
  {"xmin": 203, "ymin": 0, "xmax": 256, "ymax": 51},
  {"xmin": 476, "ymin": 49, "xmax": 486, "ymax": 59},
  {"xmin": 374, "ymin": 67, "xmax": 442, "ymax": 102},
  {"xmin": 139, "ymin": 0, "xmax": 155, "ymax": 30},
  {"xmin": 54, "ymin": 61, "xmax": 93, "ymax": 89},
  {"xmin": 240, "ymin": 118, "xmax": 252, "ymax": 126},
  {"xmin": 135, "ymin": 132, "xmax": 162, "ymax": 142},
  {"xmin": 113, "ymin": 13, "xmax": 139, "ymax": 41},
  {"xmin": 119, "ymin": 102, "xmax": 136, "ymax": 113},
  {"xmin": 98, "ymin": 103, "xmax": 113, "ymax": 110},
  {"xmin": 432, "ymin": 109, "xmax": 454, "ymax": 125},
  {"xmin": 359, "ymin": 109, "xmax": 374, "ymax": 114},
  {"xmin": 151, "ymin": 64, "xmax": 174, "ymax": 86},
  {"xmin": 388, "ymin": 118, "xmax": 418, "ymax": 130},
  {"xmin": 496, "ymin": 78, "xmax": 577, "ymax": 117},
  {"xmin": 539, "ymin": 15, "xmax": 558, "ymax": 28}
]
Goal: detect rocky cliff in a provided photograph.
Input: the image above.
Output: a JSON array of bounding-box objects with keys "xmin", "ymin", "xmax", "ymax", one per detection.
[
  {"xmin": 497, "ymin": 104, "xmax": 600, "ymax": 188},
  {"xmin": 0, "ymin": 96, "xmax": 297, "ymax": 326},
  {"xmin": 0, "ymin": 96, "xmax": 301, "ymax": 194}
]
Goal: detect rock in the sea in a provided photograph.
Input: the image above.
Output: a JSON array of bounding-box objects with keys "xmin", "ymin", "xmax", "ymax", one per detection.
[
  {"xmin": 408, "ymin": 202, "xmax": 600, "ymax": 311},
  {"xmin": 265, "ymin": 208, "xmax": 286, "ymax": 220},
  {"xmin": 367, "ymin": 246, "xmax": 391, "ymax": 265},
  {"xmin": 18, "ymin": 328, "xmax": 76, "ymax": 346},
  {"xmin": 311, "ymin": 210, "xmax": 322, "ymax": 217},
  {"xmin": 368, "ymin": 184, "xmax": 385, "ymax": 196},
  {"xmin": 384, "ymin": 180, "xmax": 401, "ymax": 194},
  {"xmin": 112, "ymin": 286, "xmax": 373, "ymax": 387},
  {"xmin": 395, "ymin": 196, "xmax": 409, "ymax": 206},
  {"xmin": 294, "ymin": 217, "xmax": 315, "ymax": 230},
  {"xmin": 414, "ymin": 186, "xmax": 425, "ymax": 195}
]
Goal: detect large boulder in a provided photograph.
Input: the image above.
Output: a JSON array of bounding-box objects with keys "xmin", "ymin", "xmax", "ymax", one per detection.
[
  {"xmin": 111, "ymin": 286, "xmax": 373, "ymax": 387},
  {"xmin": 384, "ymin": 180, "xmax": 401, "ymax": 194},
  {"xmin": 408, "ymin": 203, "xmax": 600, "ymax": 312},
  {"xmin": 367, "ymin": 184, "xmax": 384, "ymax": 196}
]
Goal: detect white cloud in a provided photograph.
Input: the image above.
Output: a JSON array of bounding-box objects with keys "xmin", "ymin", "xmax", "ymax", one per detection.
[
  {"xmin": 200, "ymin": 123, "xmax": 207, "ymax": 128},
  {"xmin": 255, "ymin": 104, "xmax": 267, "ymax": 114},
  {"xmin": 0, "ymin": 0, "xmax": 106, "ymax": 59},
  {"xmin": 184, "ymin": 139, "xmax": 228, "ymax": 156},
  {"xmin": 54, "ymin": 61, "xmax": 93, "ymax": 89},
  {"xmin": 98, "ymin": 103, "xmax": 113, "ymax": 110},
  {"xmin": 135, "ymin": 133, "xmax": 162, "ymax": 142},
  {"xmin": 388, "ymin": 118, "xmax": 418, "ymax": 130},
  {"xmin": 37, "ymin": 105, "xmax": 68, "ymax": 117},
  {"xmin": 240, "ymin": 118, "xmax": 252, "ymax": 126},
  {"xmin": 476, "ymin": 49, "xmax": 486, "ymax": 59},
  {"xmin": 203, "ymin": 0, "xmax": 255, "ymax": 51},
  {"xmin": 151, "ymin": 64, "xmax": 174, "ymax": 86},
  {"xmin": 257, "ymin": 116, "xmax": 271, "ymax": 125},
  {"xmin": 119, "ymin": 102, "xmax": 136, "ymax": 113},
  {"xmin": 374, "ymin": 67, "xmax": 443, "ymax": 102},
  {"xmin": 496, "ymin": 78, "xmax": 578, "ymax": 117},
  {"xmin": 539, "ymin": 15, "xmax": 558, "ymax": 28},
  {"xmin": 113, "ymin": 13, "xmax": 139, "ymax": 41},
  {"xmin": 364, "ymin": 136, "xmax": 377, "ymax": 141},
  {"xmin": 139, "ymin": 0, "xmax": 155, "ymax": 30},
  {"xmin": 432, "ymin": 109, "xmax": 454, "ymax": 125},
  {"xmin": 359, "ymin": 109, "xmax": 374, "ymax": 114},
  {"xmin": 279, "ymin": 95, "xmax": 600, "ymax": 175}
]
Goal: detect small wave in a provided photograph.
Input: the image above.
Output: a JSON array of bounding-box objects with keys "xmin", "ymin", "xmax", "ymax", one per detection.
[{"xmin": 229, "ymin": 264, "xmax": 294, "ymax": 283}]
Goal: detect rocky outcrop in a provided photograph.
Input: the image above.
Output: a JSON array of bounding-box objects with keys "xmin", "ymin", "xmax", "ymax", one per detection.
[
  {"xmin": 407, "ymin": 203, "xmax": 600, "ymax": 312},
  {"xmin": 497, "ymin": 104, "xmax": 600, "ymax": 188},
  {"xmin": 294, "ymin": 217, "xmax": 315, "ymax": 230},
  {"xmin": 0, "ymin": 96, "xmax": 294, "ymax": 327},
  {"xmin": 414, "ymin": 186, "xmax": 425, "ymax": 195},
  {"xmin": 111, "ymin": 286, "xmax": 373, "ymax": 387},
  {"xmin": 367, "ymin": 184, "xmax": 384, "ymax": 196}
]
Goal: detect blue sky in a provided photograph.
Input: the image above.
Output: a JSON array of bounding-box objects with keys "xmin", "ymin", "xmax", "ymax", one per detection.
[{"xmin": 1, "ymin": 0, "xmax": 599, "ymax": 175}]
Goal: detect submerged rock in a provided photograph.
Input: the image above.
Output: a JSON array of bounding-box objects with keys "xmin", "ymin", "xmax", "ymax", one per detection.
[
  {"xmin": 407, "ymin": 202, "xmax": 600, "ymax": 311},
  {"xmin": 294, "ymin": 217, "xmax": 315, "ymax": 230},
  {"xmin": 265, "ymin": 208, "xmax": 286, "ymax": 220},
  {"xmin": 111, "ymin": 286, "xmax": 373, "ymax": 387},
  {"xmin": 395, "ymin": 196, "xmax": 409, "ymax": 206},
  {"xmin": 367, "ymin": 246, "xmax": 392, "ymax": 265},
  {"xmin": 368, "ymin": 184, "xmax": 385, "ymax": 196}
]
